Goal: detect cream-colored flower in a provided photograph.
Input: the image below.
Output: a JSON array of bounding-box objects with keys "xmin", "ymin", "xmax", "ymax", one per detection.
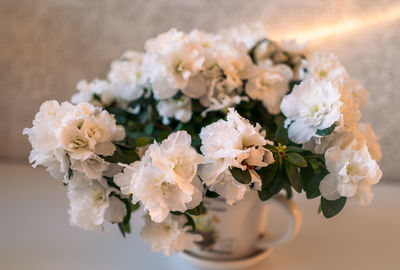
[
  {"xmin": 114, "ymin": 131, "xmax": 205, "ymax": 223},
  {"xmin": 319, "ymin": 143, "xmax": 382, "ymax": 206},
  {"xmin": 199, "ymin": 109, "xmax": 273, "ymax": 203},
  {"xmin": 359, "ymin": 123, "xmax": 382, "ymax": 162},
  {"xmin": 144, "ymin": 29, "xmax": 204, "ymax": 99},
  {"xmin": 108, "ymin": 50, "xmax": 145, "ymax": 102},
  {"xmin": 24, "ymin": 101, "xmax": 125, "ymax": 181},
  {"xmin": 67, "ymin": 173, "xmax": 126, "ymax": 230},
  {"xmin": 71, "ymin": 79, "xmax": 115, "ymax": 107},
  {"xmin": 307, "ymin": 51, "xmax": 348, "ymax": 81},
  {"xmin": 105, "ymin": 196, "xmax": 127, "ymax": 224},
  {"xmin": 141, "ymin": 214, "xmax": 202, "ymax": 256},
  {"xmin": 67, "ymin": 175, "xmax": 109, "ymax": 230},
  {"xmin": 281, "ymin": 79, "xmax": 342, "ymax": 144},
  {"xmin": 187, "ymin": 31, "xmax": 252, "ymax": 115},
  {"xmin": 156, "ymin": 95, "xmax": 192, "ymax": 125},
  {"xmin": 245, "ymin": 61, "xmax": 292, "ymax": 114}
]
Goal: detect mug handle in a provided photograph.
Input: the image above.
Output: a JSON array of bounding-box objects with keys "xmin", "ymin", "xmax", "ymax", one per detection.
[{"xmin": 256, "ymin": 194, "xmax": 302, "ymax": 249}]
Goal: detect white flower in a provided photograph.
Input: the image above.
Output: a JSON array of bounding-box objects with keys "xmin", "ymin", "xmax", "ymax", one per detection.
[
  {"xmin": 307, "ymin": 51, "xmax": 348, "ymax": 81},
  {"xmin": 58, "ymin": 108, "xmax": 123, "ymax": 160},
  {"xmin": 108, "ymin": 50, "xmax": 145, "ymax": 102},
  {"xmin": 198, "ymin": 109, "xmax": 273, "ymax": 203},
  {"xmin": 156, "ymin": 95, "xmax": 192, "ymax": 125},
  {"xmin": 70, "ymin": 154, "xmax": 107, "ymax": 180},
  {"xmin": 359, "ymin": 123, "xmax": 382, "ymax": 161},
  {"xmin": 24, "ymin": 101, "xmax": 74, "ymax": 180},
  {"xmin": 71, "ymin": 79, "xmax": 115, "ymax": 107},
  {"xmin": 303, "ymin": 125, "xmax": 365, "ymax": 155},
  {"xmin": 208, "ymin": 170, "xmax": 249, "ymax": 205},
  {"xmin": 141, "ymin": 214, "xmax": 202, "ymax": 256},
  {"xmin": 67, "ymin": 174, "xmax": 109, "ymax": 230},
  {"xmin": 281, "ymin": 79, "xmax": 342, "ymax": 144},
  {"xmin": 337, "ymin": 79, "xmax": 369, "ymax": 128},
  {"xmin": 24, "ymin": 101, "xmax": 125, "ymax": 181},
  {"xmin": 220, "ymin": 23, "xmax": 266, "ymax": 49},
  {"xmin": 245, "ymin": 61, "xmax": 293, "ymax": 114},
  {"xmin": 186, "ymin": 32, "xmax": 252, "ymax": 115},
  {"xmin": 105, "ymin": 196, "xmax": 127, "ymax": 224},
  {"xmin": 144, "ymin": 29, "xmax": 204, "ymax": 99},
  {"xmin": 319, "ymin": 143, "xmax": 382, "ymax": 206},
  {"xmin": 114, "ymin": 131, "xmax": 205, "ymax": 223}
]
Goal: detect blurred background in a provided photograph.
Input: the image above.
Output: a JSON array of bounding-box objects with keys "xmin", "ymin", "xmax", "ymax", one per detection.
[
  {"xmin": 1, "ymin": 1, "xmax": 399, "ymax": 270},
  {"xmin": 1, "ymin": 0, "xmax": 399, "ymax": 181}
]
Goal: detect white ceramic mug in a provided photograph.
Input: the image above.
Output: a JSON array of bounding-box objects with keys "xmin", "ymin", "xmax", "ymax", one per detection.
[{"xmin": 188, "ymin": 190, "xmax": 302, "ymax": 260}]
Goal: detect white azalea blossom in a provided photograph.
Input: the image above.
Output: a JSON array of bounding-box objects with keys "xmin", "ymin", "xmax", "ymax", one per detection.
[
  {"xmin": 187, "ymin": 32, "xmax": 253, "ymax": 115},
  {"xmin": 141, "ymin": 214, "xmax": 202, "ymax": 256},
  {"xmin": 209, "ymin": 170, "xmax": 249, "ymax": 205},
  {"xmin": 71, "ymin": 79, "xmax": 115, "ymax": 107},
  {"xmin": 105, "ymin": 196, "xmax": 128, "ymax": 224},
  {"xmin": 23, "ymin": 101, "xmax": 125, "ymax": 181},
  {"xmin": 199, "ymin": 108, "xmax": 273, "ymax": 204},
  {"xmin": 143, "ymin": 29, "xmax": 204, "ymax": 99},
  {"xmin": 108, "ymin": 50, "xmax": 145, "ymax": 102},
  {"xmin": 359, "ymin": 123, "xmax": 382, "ymax": 161},
  {"xmin": 114, "ymin": 131, "xmax": 205, "ymax": 223},
  {"xmin": 156, "ymin": 95, "xmax": 192, "ymax": 125},
  {"xmin": 319, "ymin": 143, "xmax": 382, "ymax": 206},
  {"xmin": 303, "ymin": 125, "xmax": 365, "ymax": 155},
  {"xmin": 307, "ymin": 51, "xmax": 348, "ymax": 81},
  {"xmin": 281, "ymin": 79, "xmax": 342, "ymax": 144},
  {"xmin": 245, "ymin": 61, "xmax": 293, "ymax": 114},
  {"xmin": 67, "ymin": 174, "xmax": 126, "ymax": 230}
]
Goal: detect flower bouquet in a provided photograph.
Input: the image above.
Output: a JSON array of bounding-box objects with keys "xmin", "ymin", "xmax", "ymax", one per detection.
[{"xmin": 24, "ymin": 24, "xmax": 382, "ymax": 256}]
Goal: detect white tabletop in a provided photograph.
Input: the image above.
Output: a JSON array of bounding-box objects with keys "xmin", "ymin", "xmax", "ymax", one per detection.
[{"xmin": 1, "ymin": 162, "xmax": 399, "ymax": 270}]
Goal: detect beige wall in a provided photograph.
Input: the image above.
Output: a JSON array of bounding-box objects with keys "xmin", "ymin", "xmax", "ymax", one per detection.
[{"xmin": 1, "ymin": 0, "xmax": 399, "ymax": 181}]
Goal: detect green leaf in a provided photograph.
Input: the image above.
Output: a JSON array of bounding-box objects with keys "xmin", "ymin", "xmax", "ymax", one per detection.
[
  {"xmin": 172, "ymin": 91, "xmax": 184, "ymax": 100},
  {"xmin": 289, "ymin": 80, "xmax": 302, "ymax": 92},
  {"xmin": 264, "ymin": 144, "xmax": 278, "ymax": 153},
  {"xmin": 286, "ymin": 152, "xmax": 307, "ymax": 167},
  {"xmin": 306, "ymin": 171, "xmax": 328, "ymax": 199},
  {"xmin": 131, "ymin": 202, "xmax": 140, "ymax": 212},
  {"xmin": 275, "ymin": 126, "xmax": 289, "ymax": 145},
  {"xmin": 273, "ymin": 114, "xmax": 285, "ymax": 127},
  {"xmin": 248, "ymin": 38, "xmax": 268, "ymax": 63},
  {"xmin": 316, "ymin": 124, "xmax": 336, "ymax": 136},
  {"xmin": 144, "ymin": 123, "xmax": 154, "ymax": 136},
  {"xmin": 285, "ymin": 161, "xmax": 302, "ymax": 193},
  {"xmin": 184, "ymin": 213, "xmax": 196, "ymax": 231},
  {"xmin": 230, "ymin": 167, "xmax": 252, "ymax": 184},
  {"xmin": 170, "ymin": 211, "xmax": 183, "ymax": 215},
  {"xmin": 318, "ymin": 203, "xmax": 322, "ymax": 214},
  {"xmin": 205, "ymin": 190, "xmax": 220, "ymax": 198},
  {"xmin": 268, "ymin": 171, "xmax": 286, "ymax": 195},
  {"xmin": 258, "ymin": 162, "xmax": 278, "ymax": 189},
  {"xmin": 116, "ymin": 196, "xmax": 134, "ymax": 238},
  {"xmin": 321, "ymin": 197, "xmax": 347, "ymax": 218},
  {"xmin": 67, "ymin": 167, "xmax": 73, "ymax": 180},
  {"xmin": 118, "ymin": 223, "xmax": 126, "ymax": 238},
  {"xmin": 136, "ymin": 137, "xmax": 151, "ymax": 147},
  {"xmin": 259, "ymin": 170, "xmax": 287, "ymax": 202},
  {"xmin": 186, "ymin": 203, "xmax": 206, "ymax": 216},
  {"xmin": 300, "ymin": 164, "xmax": 314, "ymax": 190},
  {"xmin": 258, "ymin": 189, "xmax": 274, "ymax": 201},
  {"xmin": 284, "ymin": 183, "xmax": 293, "ymax": 199},
  {"xmin": 104, "ymin": 146, "xmax": 140, "ymax": 164},
  {"xmin": 285, "ymin": 146, "xmax": 303, "ymax": 153}
]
